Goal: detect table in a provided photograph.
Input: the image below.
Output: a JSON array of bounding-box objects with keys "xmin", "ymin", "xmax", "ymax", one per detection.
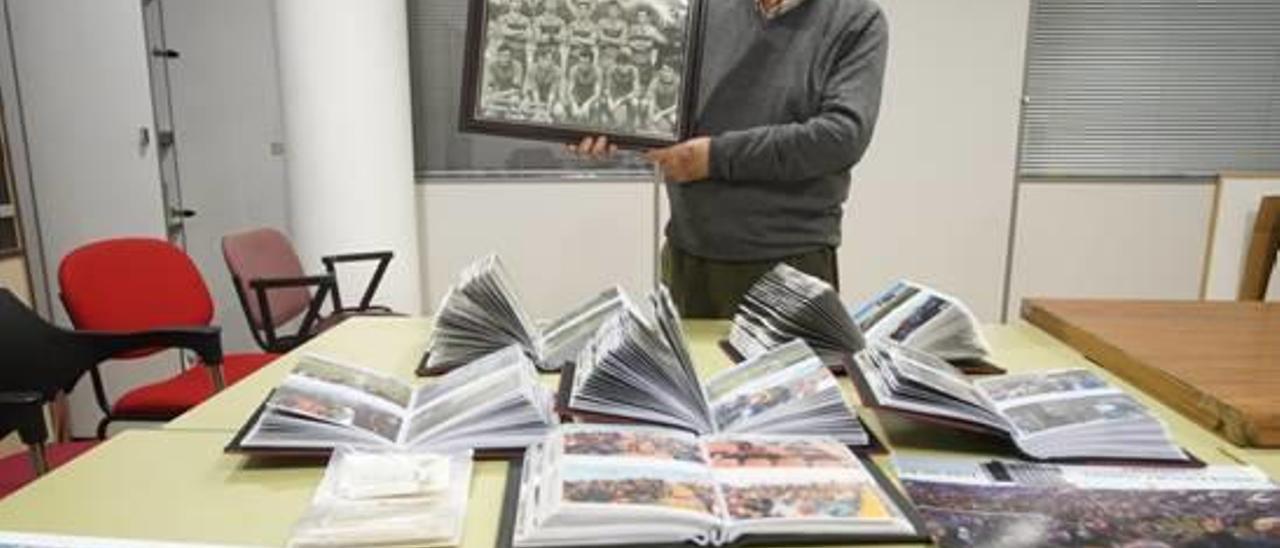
[
  {"xmin": 1, "ymin": 317, "xmax": 1276, "ymax": 547},
  {"xmin": 1023, "ymin": 299, "xmax": 1280, "ymax": 447}
]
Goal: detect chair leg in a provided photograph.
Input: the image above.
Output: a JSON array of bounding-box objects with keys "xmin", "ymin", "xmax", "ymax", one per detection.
[
  {"xmin": 28, "ymin": 443, "xmax": 49, "ymax": 476},
  {"xmin": 96, "ymin": 416, "xmax": 112, "ymax": 440},
  {"xmin": 209, "ymin": 363, "xmax": 227, "ymax": 391}
]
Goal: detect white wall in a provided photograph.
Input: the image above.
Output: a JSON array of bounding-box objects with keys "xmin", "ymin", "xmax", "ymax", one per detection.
[
  {"xmin": 418, "ymin": 0, "xmax": 1032, "ymax": 321},
  {"xmin": 1006, "ymin": 182, "xmax": 1215, "ymax": 319},
  {"xmin": 419, "ymin": 180, "xmax": 663, "ymax": 318},
  {"xmin": 840, "ymin": 0, "xmax": 1029, "ymax": 320}
]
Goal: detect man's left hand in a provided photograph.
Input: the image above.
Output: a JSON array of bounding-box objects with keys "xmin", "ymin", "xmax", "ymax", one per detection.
[{"xmin": 645, "ymin": 137, "xmax": 710, "ymax": 183}]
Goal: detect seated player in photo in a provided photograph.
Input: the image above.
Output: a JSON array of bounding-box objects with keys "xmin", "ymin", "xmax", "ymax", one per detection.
[
  {"xmin": 482, "ymin": 42, "xmax": 526, "ymax": 118},
  {"xmin": 596, "ymin": 0, "xmax": 630, "ymax": 49},
  {"xmin": 522, "ymin": 45, "xmax": 563, "ymax": 122},
  {"xmin": 642, "ymin": 55, "xmax": 680, "ymax": 135},
  {"xmin": 603, "ymin": 47, "xmax": 642, "ymax": 129},
  {"xmin": 562, "ymin": 46, "xmax": 601, "ymax": 125}
]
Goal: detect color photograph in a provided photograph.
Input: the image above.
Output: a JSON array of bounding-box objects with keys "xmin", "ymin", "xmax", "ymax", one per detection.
[
  {"xmin": 1003, "ymin": 393, "xmax": 1150, "ymax": 435},
  {"xmin": 720, "ymin": 478, "xmax": 890, "ymax": 521},
  {"xmin": 293, "ymin": 356, "xmax": 413, "ymax": 408},
  {"xmin": 560, "ymin": 461, "xmax": 718, "ymax": 515},
  {"xmin": 562, "ymin": 426, "xmax": 705, "ymax": 463},
  {"xmin": 979, "ymin": 369, "xmax": 1110, "ymax": 404},
  {"xmin": 266, "ymin": 384, "xmax": 402, "ymax": 442},
  {"xmin": 705, "ymin": 437, "xmax": 855, "ymax": 469}
]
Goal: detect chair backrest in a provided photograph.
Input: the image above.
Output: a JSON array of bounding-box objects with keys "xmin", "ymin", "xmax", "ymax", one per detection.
[
  {"xmin": 0, "ymin": 289, "xmax": 102, "ymax": 398},
  {"xmin": 58, "ymin": 238, "xmax": 214, "ymax": 358},
  {"xmin": 221, "ymin": 228, "xmax": 310, "ymax": 329},
  {"xmin": 1238, "ymin": 196, "xmax": 1280, "ymax": 301}
]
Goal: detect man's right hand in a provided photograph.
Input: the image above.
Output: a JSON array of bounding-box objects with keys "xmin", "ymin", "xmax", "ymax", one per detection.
[{"xmin": 565, "ymin": 136, "xmax": 617, "ymax": 158}]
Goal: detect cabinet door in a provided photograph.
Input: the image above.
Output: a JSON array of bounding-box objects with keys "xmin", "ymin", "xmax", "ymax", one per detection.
[{"xmin": 8, "ymin": 0, "xmax": 172, "ymax": 437}]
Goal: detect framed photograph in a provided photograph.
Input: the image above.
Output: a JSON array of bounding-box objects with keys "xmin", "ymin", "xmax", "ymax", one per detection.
[{"xmin": 459, "ymin": 0, "xmax": 706, "ymax": 149}]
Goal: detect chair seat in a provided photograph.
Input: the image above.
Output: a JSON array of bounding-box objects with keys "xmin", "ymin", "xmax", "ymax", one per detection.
[
  {"xmin": 112, "ymin": 353, "xmax": 279, "ymax": 418},
  {"xmin": 0, "ymin": 440, "xmax": 98, "ymax": 499}
]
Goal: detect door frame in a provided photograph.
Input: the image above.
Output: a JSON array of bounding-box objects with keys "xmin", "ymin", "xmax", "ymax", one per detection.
[{"xmin": 0, "ymin": 0, "xmax": 51, "ymax": 319}]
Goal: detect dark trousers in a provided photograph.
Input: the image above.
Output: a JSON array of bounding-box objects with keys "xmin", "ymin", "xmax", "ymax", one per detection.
[{"xmin": 660, "ymin": 243, "xmax": 839, "ymax": 319}]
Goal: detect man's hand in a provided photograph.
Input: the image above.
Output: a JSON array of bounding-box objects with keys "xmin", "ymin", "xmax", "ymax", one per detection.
[
  {"xmin": 565, "ymin": 136, "xmax": 617, "ymax": 158},
  {"xmin": 645, "ymin": 137, "xmax": 710, "ymax": 183}
]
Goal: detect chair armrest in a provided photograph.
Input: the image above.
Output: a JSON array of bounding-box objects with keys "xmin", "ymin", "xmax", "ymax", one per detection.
[
  {"xmin": 0, "ymin": 390, "xmax": 48, "ymax": 445},
  {"xmin": 79, "ymin": 325, "xmax": 224, "ymax": 368},
  {"xmin": 321, "ymin": 251, "xmax": 394, "ymax": 311},
  {"xmin": 247, "ymin": 275, "xmax": 335, "ymax": 345}
]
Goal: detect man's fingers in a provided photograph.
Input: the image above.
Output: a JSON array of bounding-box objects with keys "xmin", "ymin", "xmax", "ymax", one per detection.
[{"xmin": 589, "ymin": 136, "xmax": 610, "ymax": 157}]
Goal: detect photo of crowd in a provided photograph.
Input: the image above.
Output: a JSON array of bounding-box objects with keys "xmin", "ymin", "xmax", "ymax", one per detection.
[
  {"xmin": 904, "ymin": 480, "xmax": 1280, "ymax": 547},
  {"xmin": 888, "ymin": 296, "xmax": 950, "ymax": 342},
  {"xmin": 1004, "ymin": 393, "xmax": 1150, "ymax": 435},
  {"xmin": 705, "ymin": 438, "xmax": 854, "ymax": 469},
  {"xmin": 712, "ymin": 368, "xmax": 833, "ymax": 429},
  {"xmin": 721, "ymin": 480, "xmax": 882, "ymax": 521},
  {"xmin": 853, "ymin": 282, "xmax": 920, "ymax": 331},
  {"xmin": 561, "ymin": 472, "xmax": 718, "ymax": 515},
  {"xmin": 267, "ymin": 384, "xmax": 403, "ymax": 442},
  {"xmin": 473, "ymin": 0, "xmax": 692, "ymax": 141},
  {"xmin": 979, "ymin": 370, "xmax": 1110, "ymax": 404},
  {"xmin": 563, "ymin": 428, "xmax": 704, "ymax": 463},
  {"xmin": 293, "ymin": 357, "xmax": 412, "ymax": 408}
]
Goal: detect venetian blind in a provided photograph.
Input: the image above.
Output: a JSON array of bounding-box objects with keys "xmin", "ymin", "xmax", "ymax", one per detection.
[{"xmin": 1020, "ymin": 0, "xmax": 1280, "ymax": 178}]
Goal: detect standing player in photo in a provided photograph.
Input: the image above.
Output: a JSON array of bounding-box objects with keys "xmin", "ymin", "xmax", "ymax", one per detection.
[
  {"xmin": 603, "ymin": 47, "xmax": 642, "ymax": 129},
  {"xmin": 596, "ymin": 1, "xmax": 630, "ymax": 49},
  {"xmin": 491, "ymin": 4, "xmax": 534, "ymax": 66},
  {"xmin": 627, "ymin": 4, "xmax": 667, "ymax": 84},
  {"xmin": 565, "ymin": 3, "xmax": 599, "ymax": 65},
  {"xmin": 563, "ymin": 46, "xmax": 602, "ymax": 125}
]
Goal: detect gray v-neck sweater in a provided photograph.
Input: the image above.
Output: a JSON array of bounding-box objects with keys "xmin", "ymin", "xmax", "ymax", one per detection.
[{"xmin": 666, "ymin": 0, "xmax": 888, "ymax": 261}]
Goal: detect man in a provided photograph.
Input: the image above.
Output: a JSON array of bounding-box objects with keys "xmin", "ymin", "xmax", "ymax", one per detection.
[
  {"xmin": 483, "ymin": 42, "xmax": 525, "ymax": 117},
  {"xmin": 522, "ymin": 45, "xmax": 563, "ymax": 122},
  {"xmin": 563, "ymin": 46, "xmax": 602, "ymax": 125},
  {"xmin": 641, "ymin": 55, "xmax": 680, "ymax": 136},
  {"xmin": 602, "ymin": 47, "xmax": 642, "ymax": 128},
  {"xmin": 573, "ymin": 0, "xmax": 889, "ymax": 318}
]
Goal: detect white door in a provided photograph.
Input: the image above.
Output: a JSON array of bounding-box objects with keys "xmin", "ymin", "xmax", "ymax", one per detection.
[
  {"xmin": 157, "ymin": 0, "xmax": 290, "ymax": 354},
  {"xmin": 7, "ymin": 0, "xmax": 176, "ymax": 437}
]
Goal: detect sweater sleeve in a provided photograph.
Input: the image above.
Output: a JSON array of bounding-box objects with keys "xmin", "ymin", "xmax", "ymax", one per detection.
[{"xmin": 708, "ymin": 9, "xmax": 888, "ymax": 184}]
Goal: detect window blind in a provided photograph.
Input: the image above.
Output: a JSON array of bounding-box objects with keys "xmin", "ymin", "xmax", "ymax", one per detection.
[{"xmin": 1020, "ymin": 0, "xmax": 1280, "ymax": 178}]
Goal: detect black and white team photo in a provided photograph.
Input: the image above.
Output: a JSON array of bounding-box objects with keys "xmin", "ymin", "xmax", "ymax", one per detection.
[{"xmin": 474, "ymin": 0, "xmax": 692, "ymax": 141}]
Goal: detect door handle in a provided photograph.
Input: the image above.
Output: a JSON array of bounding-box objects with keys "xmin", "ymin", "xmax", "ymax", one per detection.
[{"xmin": 170, "ymin": 207, "xmax": 197, "ymax": 219}]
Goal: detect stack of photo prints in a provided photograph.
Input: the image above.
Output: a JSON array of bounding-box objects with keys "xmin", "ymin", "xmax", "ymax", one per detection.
[
  {"xmin": 727, "ymin": 265, "xmax": 1000, "ymax": 374},
  {"xmin": 724, "ymin": 264, "xmax": 866, "ymax": 370},
  {"xmin": 852, "ymin": 341, "xmax": 1191, "ymax": 463},
  {"xmin": 895, "ymin": 456, "xmax": 1280, "ymax": 548},
  {"xmin": 461, "ymin": 0, "xmax": 704, "ymax": 147},
  {"xmin": 422, "ymin": 254, "xmax": 631, "ymax": 375},
  {"xmin": 510, "ymin": 425, "xmax": 926, "ymax": 547},
  {"xmin": 228, "ymin": 346, "xmax": 557, "ymax": 456},
  {"xmin": 562, "ymin": 285, "xmax": 875, "ymax": 448}
]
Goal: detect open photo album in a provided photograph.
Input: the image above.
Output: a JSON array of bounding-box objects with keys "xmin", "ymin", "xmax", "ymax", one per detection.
[
  {"xmin": 563, "ymin": 286, "xmax": 874, "ymax": 448},
  {"xmin": 724, "ymin": 264, "xmax": 865, "ymax": 370},
  {"xmin": 850, "ymin": 280, "xmax": 994, "ymax": 370},
  {"xmin": 508, "ymin": 425, "xmax": 927, "ymax": 547},
  {"xmin": 850, "ymin": 341, "xmax": 1192, "ymax": 464},
  {"xmin": 421, "ymin": 254, "xmax": 631, "ymax": 375},
  {"xmin": 228, "ymin": 346, "xmax": 558, "ymax": 456}
]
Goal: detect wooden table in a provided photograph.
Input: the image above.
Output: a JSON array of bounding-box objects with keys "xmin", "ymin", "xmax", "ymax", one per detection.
[
  {"xmin": 1023, "ymin": 299, "xmax": 1280, "ymax": 447},
  {"xmin": 0, "ymin": 317, "xmax": 1276, "ymax": 547}
]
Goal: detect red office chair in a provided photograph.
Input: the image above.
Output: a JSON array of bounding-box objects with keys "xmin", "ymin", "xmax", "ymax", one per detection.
[
  {"xmin": 0, "ymin": 288, "xmax": 226, "ymax": 497},
  {"xmin": 222, "ymin": 227, "xmax": 396, "ymax": 353},
  {"xmin": 58, "ymin": 238, "xmax": 279, "ymax": 438}
]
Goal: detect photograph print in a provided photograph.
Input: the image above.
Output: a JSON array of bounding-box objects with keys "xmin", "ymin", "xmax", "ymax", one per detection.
[{"xmin": 460, "ymin": 0, "xmax": 705, "ymax": 147}]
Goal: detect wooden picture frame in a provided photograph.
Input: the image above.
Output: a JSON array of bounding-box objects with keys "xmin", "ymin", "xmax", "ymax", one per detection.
[{"xmin": 459, "ymin": 0, "xmax": 705, "ymax": 149}]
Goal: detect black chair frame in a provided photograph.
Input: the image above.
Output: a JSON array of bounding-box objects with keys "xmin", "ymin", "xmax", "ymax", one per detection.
[{"xmin": 1, "ymin": 289, "xmax": 226, "ymax": 475}]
